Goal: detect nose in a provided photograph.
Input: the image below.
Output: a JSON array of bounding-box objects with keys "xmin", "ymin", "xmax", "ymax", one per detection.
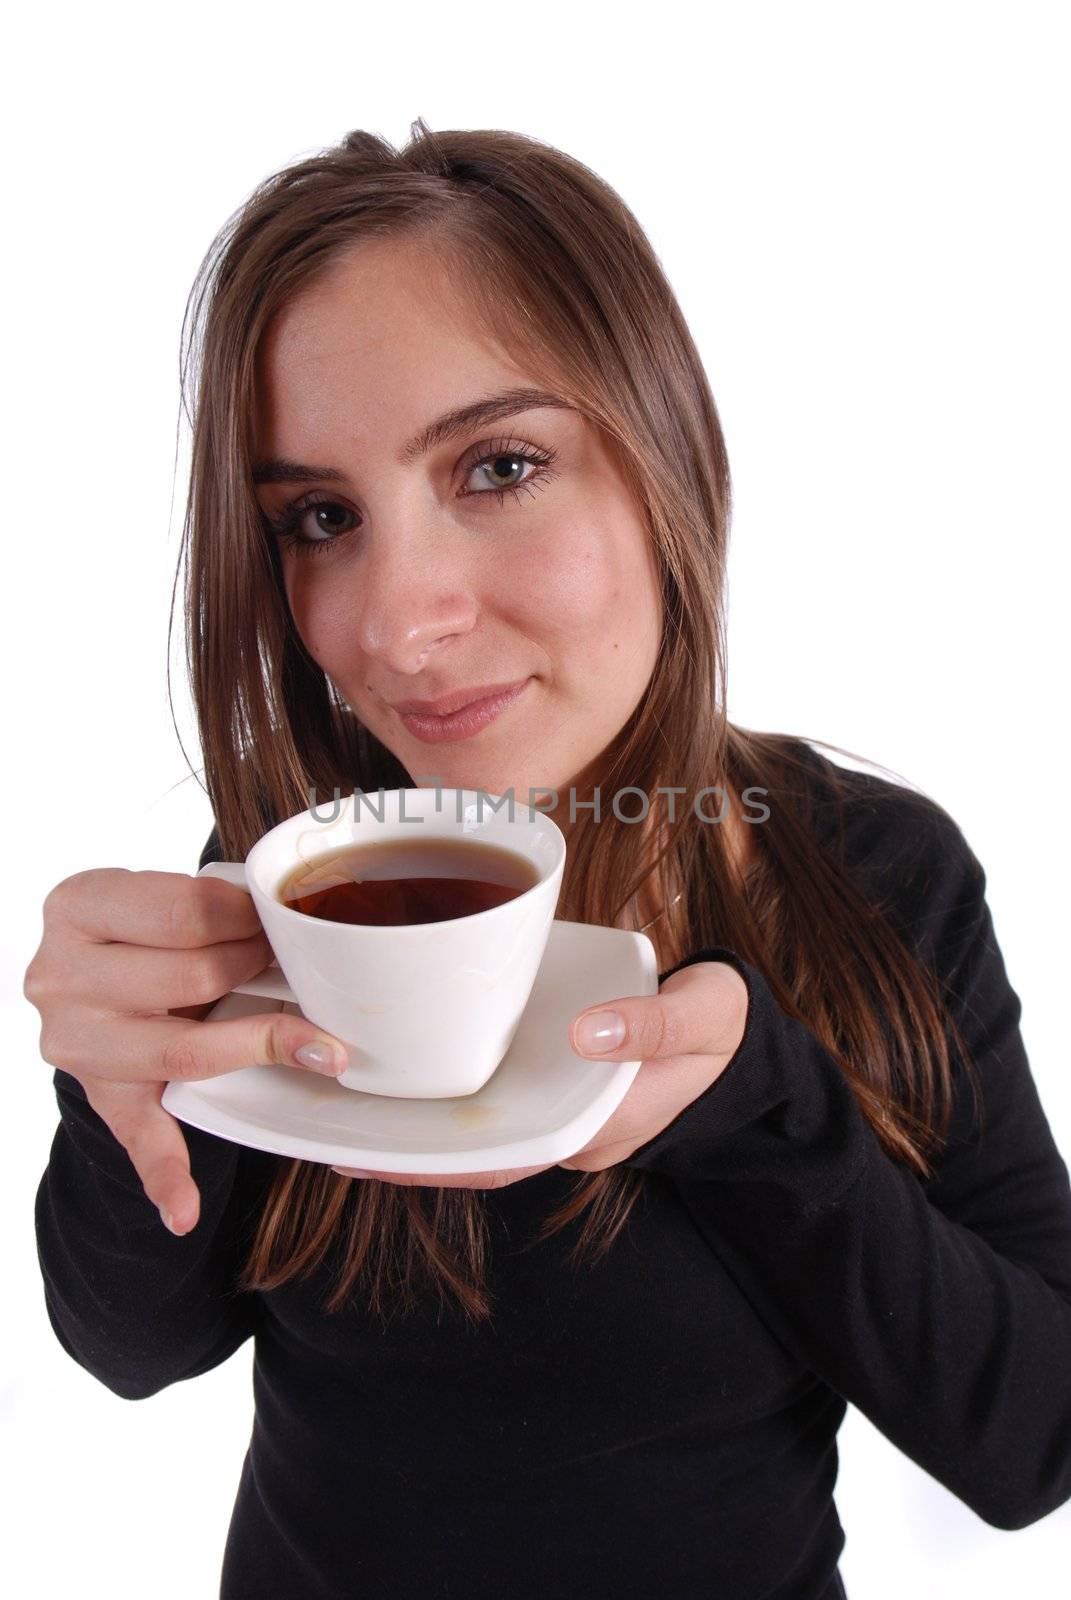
[{"xmin": 351, "ymin": 523, "xmax": 480, "ymax": 677}]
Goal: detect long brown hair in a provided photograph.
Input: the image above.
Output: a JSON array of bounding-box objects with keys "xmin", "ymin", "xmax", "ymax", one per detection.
[{"xmin": 172, "ymin": 120, "xmax": 980, "ymax": 1328}]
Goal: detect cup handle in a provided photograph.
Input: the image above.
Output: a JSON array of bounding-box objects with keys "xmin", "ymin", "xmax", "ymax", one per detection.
[{"xmin": 196, "ymin": 861, "xmax": 296, "ymax": 1004}]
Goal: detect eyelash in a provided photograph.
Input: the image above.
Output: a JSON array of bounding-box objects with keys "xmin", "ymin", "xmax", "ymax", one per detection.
[{"xmin": 262, "ymin": 436, "xmax": 561, "ymax": 559}]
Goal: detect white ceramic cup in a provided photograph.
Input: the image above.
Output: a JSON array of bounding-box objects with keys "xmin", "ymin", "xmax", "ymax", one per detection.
[{"xmin": 199, "ymin": 788, "xmax": 566, "ymax": 1099}]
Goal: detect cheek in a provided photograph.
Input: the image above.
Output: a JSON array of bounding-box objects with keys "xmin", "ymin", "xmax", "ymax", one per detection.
[
  {"xmin": 518, "ymin": 528, "xmax": 614, "ymax": 633},
  {"xmin": 518, "ymin": 518, "xmax": 658, "ymax": 670},
  {"xmin": 283, "ymin": 569, "xmax": 355, "ymax": 669}
]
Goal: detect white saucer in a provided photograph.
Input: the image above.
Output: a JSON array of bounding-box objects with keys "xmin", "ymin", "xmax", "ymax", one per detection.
[{"xmin": 161, "ymin": 920, "xmax": 657, "ymax": 1175}]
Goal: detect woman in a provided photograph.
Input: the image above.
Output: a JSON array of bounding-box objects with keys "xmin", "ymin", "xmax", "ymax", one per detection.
[{"xmin": 28, "ymin": 121, "xmax": 1071, "ymax": 1600}]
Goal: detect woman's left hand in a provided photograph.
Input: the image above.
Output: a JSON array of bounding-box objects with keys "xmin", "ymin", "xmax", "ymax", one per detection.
[{"xmin": 331, "ymin": 960, "xmax": 750, "ymax": 1189}]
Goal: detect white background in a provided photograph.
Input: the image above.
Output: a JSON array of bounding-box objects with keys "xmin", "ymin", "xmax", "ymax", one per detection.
[{"xmin": 4, "ymin": 2, "xmax": 1069, "ymax": 1595}]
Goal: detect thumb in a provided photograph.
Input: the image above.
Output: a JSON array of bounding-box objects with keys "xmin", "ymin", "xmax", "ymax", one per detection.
[
  {"xmin": 569, "ymin": 962, "xmax": 741, "ymax": 1062},
  {"xmin": 151, "ymin": 1010, "xmax": 349, "ymax": 1081},
  {"xmin": 569, "ymin": 993, "xmax": 687, "ymax": 1062}
]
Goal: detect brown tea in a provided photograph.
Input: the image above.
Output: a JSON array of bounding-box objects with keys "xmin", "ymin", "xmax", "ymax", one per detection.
[{"xmin": 276, "ymin": 836, "xmax": 541, "ymax": 927}]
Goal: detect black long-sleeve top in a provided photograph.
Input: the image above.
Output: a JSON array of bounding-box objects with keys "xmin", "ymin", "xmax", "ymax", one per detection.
[{"xmin": 33, "ymin": 747, "xmax": 1071, "ymax": 1599}]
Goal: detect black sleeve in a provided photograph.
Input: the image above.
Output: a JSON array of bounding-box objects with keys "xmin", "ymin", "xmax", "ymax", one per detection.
[
  {"xmin": 32, "ymin": 826, "xmax": 264, "ymax": 1400},
  {"xmin": 637, "ymin": 811, "xmax": 1071, "ymax": 1531}
]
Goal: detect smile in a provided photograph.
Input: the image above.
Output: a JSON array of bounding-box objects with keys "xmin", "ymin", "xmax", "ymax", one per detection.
[{"xmin": 396, "ymin": 678, "xmax": 533, "ymax": 743}]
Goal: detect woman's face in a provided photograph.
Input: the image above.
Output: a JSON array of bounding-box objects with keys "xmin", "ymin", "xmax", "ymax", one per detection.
[{"xmin": 252, "ymin": 240, "xmax": 663, "ymax": 831}]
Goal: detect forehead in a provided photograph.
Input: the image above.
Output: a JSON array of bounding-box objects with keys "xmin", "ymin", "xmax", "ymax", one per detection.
[{"xmin": 253, "ymin": 241, "xmax": 543, "ymax": 451}]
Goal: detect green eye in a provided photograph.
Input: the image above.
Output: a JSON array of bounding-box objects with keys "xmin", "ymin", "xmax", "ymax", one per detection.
[{"xmin": 459, "ymin": 435, "xmax": 560, "ymax": 505}]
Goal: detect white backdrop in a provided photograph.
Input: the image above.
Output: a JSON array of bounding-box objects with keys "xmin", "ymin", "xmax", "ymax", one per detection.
[{"xmin": 4, "ymin": 2, "xmax": 1069, "ymax": 1596}]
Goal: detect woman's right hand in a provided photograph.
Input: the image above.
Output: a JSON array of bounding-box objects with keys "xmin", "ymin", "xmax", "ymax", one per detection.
[{"xmin": 23, "ymin": 868, "xmax": 349, "ymax": 1236}]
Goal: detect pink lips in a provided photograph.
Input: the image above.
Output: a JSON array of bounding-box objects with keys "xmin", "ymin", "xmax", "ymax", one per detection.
[{"xmin": 396, "ymin": 678, "xmax": 533, "ymax": 743}]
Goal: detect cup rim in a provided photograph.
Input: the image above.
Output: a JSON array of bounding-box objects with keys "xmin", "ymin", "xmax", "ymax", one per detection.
[{"xmin": 243, "ymin": 787, "xmax": 566, "ymax": 934}]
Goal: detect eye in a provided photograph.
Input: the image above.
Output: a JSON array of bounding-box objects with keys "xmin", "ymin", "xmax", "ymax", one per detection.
[
  {"xmin": 261, "ymin": 494, "xmax": 361, "ymax": 559},
  {"xmin": 458, "ymin": 436, "xmax": 560, "ymax": 504},
  {"xmin": 261, "ymin": 435, "xmax": 560, "ymax": 559}
]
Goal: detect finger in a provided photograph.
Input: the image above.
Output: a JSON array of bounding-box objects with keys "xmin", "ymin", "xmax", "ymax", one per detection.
[
  {"xmin": 42, "ymin": 927, "xmax": 275, "ymax": 1012},
  {"xmin": 169, "ymin": 1001, "xmax": 222, "ymax": 1022},
  {"xmin": 569, "ymin": 964, "xmax": 740, "ymax": 1062},
  {"xmin": 80, "ymin": 1077, "xmax": 202, "ymax": 1234},
  {"xmin": 47, "ymin": 869, "xmax": 263, "ymax": 948},
  {"xmin": 42, "ymin": 1006, "xmax": 350, "ymax": 1084},
  {"xmin": 569, "ymin": 998, "xmax": 687, "ymax": 1062}
]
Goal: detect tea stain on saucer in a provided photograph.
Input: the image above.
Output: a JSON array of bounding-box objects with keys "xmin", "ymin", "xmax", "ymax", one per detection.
[{"xmin": 450, "ymin": 1102, "xmax": 501, "ymax": 1128}]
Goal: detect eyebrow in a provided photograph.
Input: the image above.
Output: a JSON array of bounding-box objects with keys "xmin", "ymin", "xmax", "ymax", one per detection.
[{"xmin": 252, "ymin": 387, "xmax": 574, "ymax": 486}]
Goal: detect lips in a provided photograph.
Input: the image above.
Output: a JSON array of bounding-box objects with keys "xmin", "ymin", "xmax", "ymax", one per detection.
[
  {"xmin": 390, "ymin": 679, "xmax": 532, "ymax": 718},
  {"xmin": 394, "ymin": 678, "xmax": 533, "ymax": 744}
]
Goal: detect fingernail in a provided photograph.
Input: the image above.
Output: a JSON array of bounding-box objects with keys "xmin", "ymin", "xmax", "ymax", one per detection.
[
  {"xmin": 573, "ymin": 1010, "xmax": 626, "ymax": 1054},
  {"xmin": 294, "ymin": 1040, "xmax": 348, "ymax": 1075},
  {"xmin": 332, "ymin": 1167, "xmax": 373, "ymax": 1178},
  {"xmin": 160, "ymin": 1208, "xmax": 176, "ymax": 1234}
]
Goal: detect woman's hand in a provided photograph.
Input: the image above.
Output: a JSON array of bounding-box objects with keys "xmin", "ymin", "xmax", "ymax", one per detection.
[
  {"xmin": 331, "ymin": 960, "xmax": 750, "ymax": 1188},
  {"xmin": 23, "ymin": 868, "xmax": 354, "ymax": 1235}
]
